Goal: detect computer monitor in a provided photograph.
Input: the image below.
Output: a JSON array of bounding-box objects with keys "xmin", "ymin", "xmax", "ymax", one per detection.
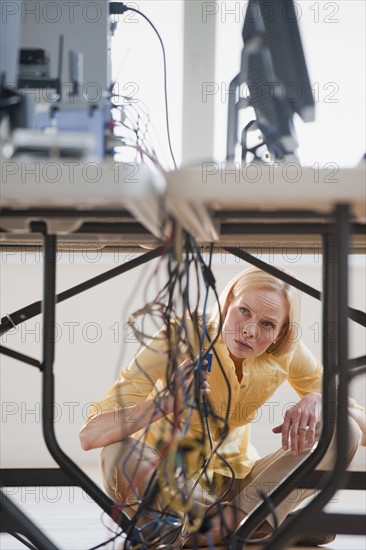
[
  {"xmin": 0, "ymin": 1, "xmax": 22, "ymax": 124},
  {"xmin": 227, "ymin": 0, "xmax": 315, "ymax": 161}
]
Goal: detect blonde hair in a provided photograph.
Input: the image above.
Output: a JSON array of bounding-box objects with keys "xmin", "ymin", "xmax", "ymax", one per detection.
[{"xmin": 209, "ymin": 265, "xmax": 302, "ymax": 357}]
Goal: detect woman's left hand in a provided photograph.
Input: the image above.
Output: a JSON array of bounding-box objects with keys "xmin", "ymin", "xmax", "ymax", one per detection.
[{"xmin": 272, "ymin": 392, "xmax": 321, "ymax": 455}]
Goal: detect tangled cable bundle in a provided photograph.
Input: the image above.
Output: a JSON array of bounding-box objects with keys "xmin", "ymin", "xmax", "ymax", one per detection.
[{"xmin": 104, "ymin": 232, "xmax": 236, "ymax": 549}]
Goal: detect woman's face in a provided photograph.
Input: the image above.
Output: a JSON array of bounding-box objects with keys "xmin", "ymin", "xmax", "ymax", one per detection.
[{"xmin": 222, "ymin": 287, "xmax": 288, "ymax": 363}]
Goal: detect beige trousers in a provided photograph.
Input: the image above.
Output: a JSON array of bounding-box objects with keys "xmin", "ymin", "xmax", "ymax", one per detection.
[{"xmin": 100, "ymin": 418, "xmax": 361, "ymax": 528}]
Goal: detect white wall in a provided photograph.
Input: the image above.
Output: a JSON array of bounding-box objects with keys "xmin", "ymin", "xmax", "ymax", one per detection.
[{"xmin": 1, "ymin": 253, "xmax": 364, "ymax": 471}]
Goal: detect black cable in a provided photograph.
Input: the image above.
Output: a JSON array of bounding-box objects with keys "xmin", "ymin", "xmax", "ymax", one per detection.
[
  {"xmin": 100, "ymin": 235, "xmax": 235, "ymax": 543},
  {"xmin": 87, "ymin": 531, "xmax": 123, "ymax": 550},
  {"xmin": 7, "ymin": 532, "xmax": 38, "ymax": 550},
  {"xmin": 193, "ymin": 241, "xmax": 215, "ymax": 451},
  {"xmin": 110, "ymin": 2, "xmax": 177, "ymax": 169},
  {"xmin": 181, "ymin": 236, "xmax": 208, "ymax": 453},
  {"xmin": 163, "ymin": 240, "xmax": 216, "ymax": 532},
  {"xmin": 202, "ymin": 395, "xmax": 213, "ymax": 449},
  {"xmin": 174, "ymin": 238, "xmax": 240, "ymax": 543},
  {"xmin": 187, "ymin": 240, "xmax": 232, "ymax": 442},
  {"xmin": 115, "ymin": 247, "xmax": 187, "ymax": 541}
]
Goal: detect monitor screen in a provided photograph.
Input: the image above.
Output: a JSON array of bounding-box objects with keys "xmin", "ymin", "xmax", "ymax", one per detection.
[{"xmin": 228, "ymin": 0, "xmax": 315, "ymax": 161}]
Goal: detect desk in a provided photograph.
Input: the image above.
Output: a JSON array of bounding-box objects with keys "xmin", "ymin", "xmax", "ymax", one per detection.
[
  {"xmin": 165, "ymin": 164, "xmax": 366, "ymax": 250},
  {"xmin": 1, "ymin": 159, "xmax": 164, "ymax": 248},
  {"xmin": 1, "ymin": 160, "xmax": 365, "ymax": 549}
]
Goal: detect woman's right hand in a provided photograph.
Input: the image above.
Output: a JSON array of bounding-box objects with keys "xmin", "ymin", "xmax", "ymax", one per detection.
[
  {"xmin": 171, "ymin": 357, "xmax": 211, "ymax": 395},
  {"xmin": 80, "ymin": 358, "xmax": 211, "ymax": 450},
  {"xmin": 163, "ymin": 357, "xmax": 211, "ymax": 417}
]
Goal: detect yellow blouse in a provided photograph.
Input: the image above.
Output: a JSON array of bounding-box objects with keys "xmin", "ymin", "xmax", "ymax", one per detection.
[{"xmin": 86, "ymin": 321, "xmax": 349, "ymax": 480}]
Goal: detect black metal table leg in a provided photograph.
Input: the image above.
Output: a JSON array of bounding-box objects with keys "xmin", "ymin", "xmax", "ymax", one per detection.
[
  {"xmin": 229, "ymin": 206, "xmax": 357, "ymax": 548},
  {"xmin": 260, "ymin": 204, "xmax": 352, "ymax": 549},
  {"xmin": 228, "ymin": 240, "xmax": 339, "ymax": 548},
  {"xmin": 40, "ymin": 234, "xmax": 134, "ymax": 533},
  {"xmin": 0, "ymin": 490, "xmax": 59, "ymax": 550}
]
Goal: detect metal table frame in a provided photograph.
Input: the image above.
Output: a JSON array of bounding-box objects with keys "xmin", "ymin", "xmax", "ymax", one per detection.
[
  {"xmin": 228, "ymin": 205, "xmax": 366, "ymax": 548},
  {"xmin": 1, "ymin": 204, "xmax": 365, "ymax": 549},
  {"xmin": 1, "ymin": 241, "xmax": 164, "ymax": 548}
]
